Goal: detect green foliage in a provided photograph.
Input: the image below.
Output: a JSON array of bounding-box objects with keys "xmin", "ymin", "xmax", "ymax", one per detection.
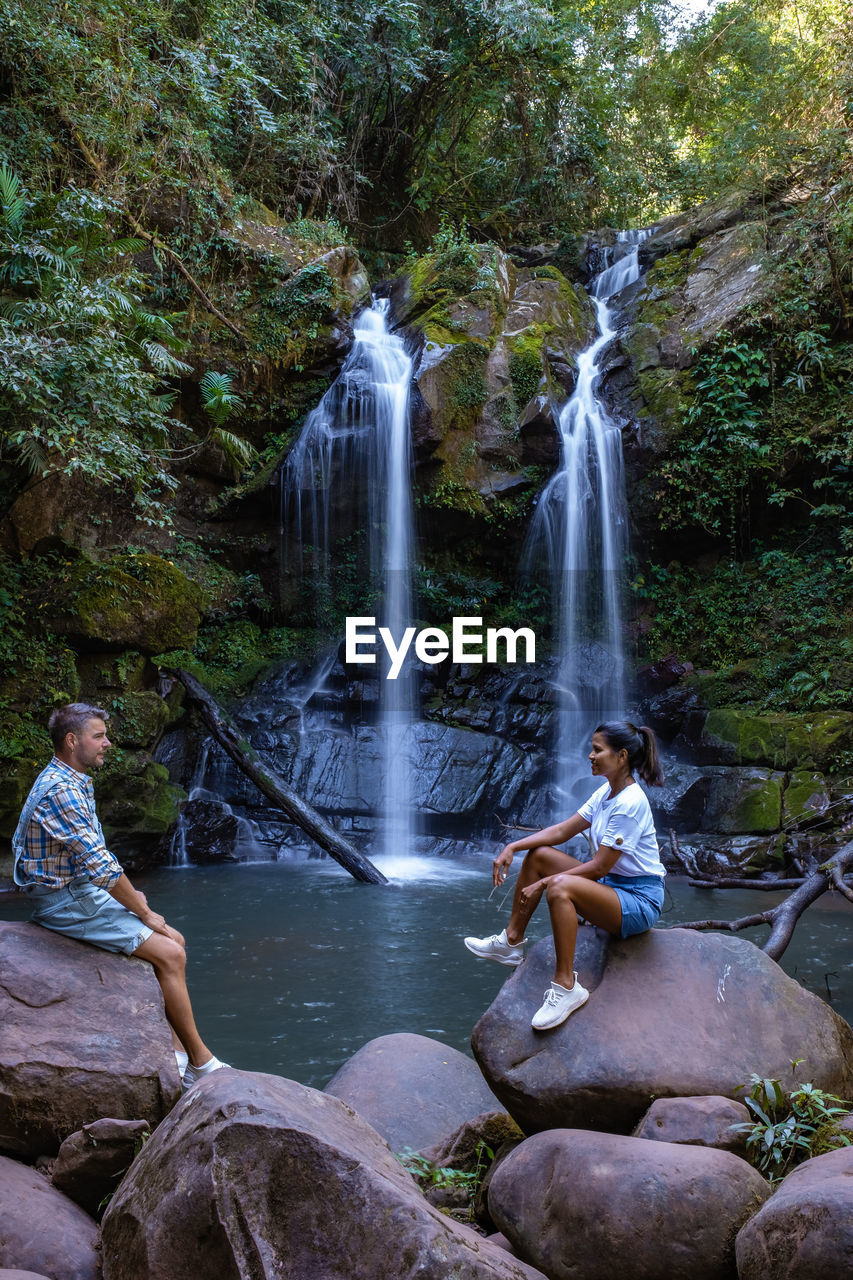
[
  {"xmin": 396, "ymin": 1142, "xmax": 494, "ymax": 1222},
  {"xmin": 633, "ymin": 547, "xmax": 853, "ymax": 710},
  {"xmin": 733, "ymin": 1070, "xmax": 852, "ymax": 1181},
  {"xmin": 0, "ymin": 171, "xmax": 190, "ymax": 521},
  {"xmin": 155, "ymin": 620, "xmax": 323, "ymax": 699}
]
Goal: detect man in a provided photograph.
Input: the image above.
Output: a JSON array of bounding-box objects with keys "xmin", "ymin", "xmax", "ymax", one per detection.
[{"xmin": 13, "ymin": 702, "xmax": 227, "ymax": 1089}]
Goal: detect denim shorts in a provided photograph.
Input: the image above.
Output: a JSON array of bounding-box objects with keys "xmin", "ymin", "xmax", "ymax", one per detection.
[
  {"xmin": 26, "ymin": 879, "xmax": 153, "ymax": 955},
  {"xmin": 602, "ymin": 873, "xmax": 665, "ymax": 939}
]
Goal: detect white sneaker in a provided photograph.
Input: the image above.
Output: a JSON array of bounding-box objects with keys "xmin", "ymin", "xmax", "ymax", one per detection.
[
  {"xmin": 531, "ymin": 976, "xmax": 589, "ymax": 1030},
  {"xmin": 463, "ymin": 928, "xmax": 524, "ymax": 966},
  {"xmin": 182, "ymin": 1056, "xmax": 230, "ymax": 1090},
  {"xmin": 174, "ymin": 1049, "xmax": 188, "ymax": 1080}
]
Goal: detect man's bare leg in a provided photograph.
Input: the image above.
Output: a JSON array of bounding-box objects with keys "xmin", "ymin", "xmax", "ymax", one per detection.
[{"xmin": 133, "ymin": 932, "xmax": 213, "ymax": 1067}]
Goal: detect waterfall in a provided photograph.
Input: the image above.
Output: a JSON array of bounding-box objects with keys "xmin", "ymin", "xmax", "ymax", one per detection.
[
  {"xmin": 283, "ymin": 298, "xmax": 417, "ymax": 859},
  {"xmin": 523, "ymin": 229, "xmax": 652, "ymax": 811}
]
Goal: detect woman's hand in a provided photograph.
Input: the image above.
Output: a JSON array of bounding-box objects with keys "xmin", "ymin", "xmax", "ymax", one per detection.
[
  {"xmin": 519, "ymin": 877, "xmax": 548, "ymax": 907},
  {"xmin": 493, "ymin": 845, "xmax": 515, "ymax": 887}
]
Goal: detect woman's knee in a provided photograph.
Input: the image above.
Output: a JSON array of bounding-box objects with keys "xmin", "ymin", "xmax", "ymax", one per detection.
[{"xmin": 546, "ymin": 873, "xmax": 579, "ymax": 906}]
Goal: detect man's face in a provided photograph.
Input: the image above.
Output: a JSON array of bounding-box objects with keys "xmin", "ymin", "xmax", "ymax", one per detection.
[{"xmin": 67, "ymin": 718, "xmax": 111, "ymax": 772}]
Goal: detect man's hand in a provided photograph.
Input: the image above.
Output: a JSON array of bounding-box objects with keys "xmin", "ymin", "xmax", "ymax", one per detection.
[
  {"xmin": 493, "ymin": 845, "xmax": 515, "ymax": 887},
  {"xmin": 141, "ymin": 910, "xmax": 185, "ymax": 948}
]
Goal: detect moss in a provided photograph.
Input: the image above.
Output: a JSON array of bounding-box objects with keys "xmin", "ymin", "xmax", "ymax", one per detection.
[
  {"xmin": 46, "ymin": 553, "xmax": 206, "ymax": 653},
  {"xmin": 701, "ymin": 708, "xmax": 853, "ymax": 772},
  {"xmin": 731, "ymin": 775, "xmax": 783, "ymax": 832},
  {"xmin": 784, "ymin": 715, "xmax": 853, "ymax": 771},
  {"xmin": 508, "ymin": 341, "xmax": 545, "ymax": 408},
  {"xmin": 106, "ymin": 690, "xmax": 172, "ymax": 749},
  {"xmin": 783, "ymin": 771, "xmax": 829, "ymax": 823},
  {"xmin": 249, "ymin": 260, "xmax": 349, "ymax": 366},
  {"xmin": 636, "ymin": 366, "xmax": 683, "ymax": 421},
  {"xmin": 95, "ymin": 750, "xmax": 186, "ymax": 838}
]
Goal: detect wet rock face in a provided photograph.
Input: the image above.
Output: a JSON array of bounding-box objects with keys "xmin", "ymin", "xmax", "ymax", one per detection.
[
  {"xmin": 471, "ymin": 928, "xmax": 853, "ymax": 1136},
  {"xmin": 0, "ymin": 922, "xmax": 179, "ymax": 1159},
  {"xmin": 101, "ymin": 1070, "xmax": 545, "ymax": 1280},
  {"xmin": 0, "ymin": 1155, "xmax": 101, "ymax": 1280},
  {"xmin": 736, "ymin": 1145, "xmax": 853, "ymax": 1279},
  {"xmin": 324, "ymin": 1032, "xmax": 502, "ymax": 1155},
  {"xmin": 488, "ymin": 1128, "xmax": 770, "ymax": 1280}
]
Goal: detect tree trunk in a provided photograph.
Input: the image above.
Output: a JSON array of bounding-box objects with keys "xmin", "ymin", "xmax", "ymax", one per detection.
[{"xmin": 164, "ymin": 667, "xmax": 388, "ymax": 885}]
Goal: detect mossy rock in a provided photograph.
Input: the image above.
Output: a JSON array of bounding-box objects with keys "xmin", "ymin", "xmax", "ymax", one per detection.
[
  {"xmin": 104, "ymin": 691, "xmax": 172, "ymax": 750},
  {"xmin": 703, "ymin": 767, "xmax": 784, "ymax": 834},
  {"xmin": 783, "ymin": 771, "xmax": 830, "ymax": 823},
  {"xmin": 46, "ymin": 553, "xmax": 206, "ymax": 654},
  {"xmin": 95, "ymin": 751, "xmax": 187, "ymax": 838},
  {"xmin": 702, "ymin": 708, "xmax": 853, "ymax": 771},
  {"xmin": 783, "ymin": 715, "xmax": 853, "ymax": 771},
  {"xmin": 76, "ymin": 652, "xmax": 149, "ymax": 695}
]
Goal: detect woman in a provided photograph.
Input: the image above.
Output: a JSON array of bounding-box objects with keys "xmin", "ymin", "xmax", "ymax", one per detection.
[{"xmin": 464, "ymin": 721, "xmax": 665, "ymax": 1030}]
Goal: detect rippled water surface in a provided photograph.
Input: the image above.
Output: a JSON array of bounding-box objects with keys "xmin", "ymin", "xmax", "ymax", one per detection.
[{"xmin": 3, "ymin": 857, "xmax": 851, "ymax": 1089}]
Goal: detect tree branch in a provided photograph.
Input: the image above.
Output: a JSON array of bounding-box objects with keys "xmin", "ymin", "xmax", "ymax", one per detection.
[
  {"xmin": 677, "ymin": 840, "xmax": 853, "ymax": 960},
  {"xmin": 162, "ymin": 667, "xmax": 387, "ymax": 885},
  {"xmin": 126, "ymin": 216, "xmax": 247, "ymax": 346}
]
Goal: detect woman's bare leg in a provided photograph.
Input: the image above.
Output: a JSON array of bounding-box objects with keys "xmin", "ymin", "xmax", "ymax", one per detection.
[
  {"xmin": 505, "ymin": 846, "xmax": 582, "ymax": 945},
  {"xmin": 544, "ymin": 875, "xmax": 622, "ymax": 988}
]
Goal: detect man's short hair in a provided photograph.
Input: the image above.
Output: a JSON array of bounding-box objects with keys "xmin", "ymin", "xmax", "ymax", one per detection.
[{"xmin": 48, "ymin": 703, "xmax": 110, "ymax": 750}]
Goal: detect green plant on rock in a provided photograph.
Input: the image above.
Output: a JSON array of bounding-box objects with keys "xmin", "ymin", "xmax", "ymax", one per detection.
[
  {"xmin": 732, "ymin": 1071, "xmax": 852, "ymax": 1181},
  {"xmin": 396, "ymin": 1141, "xmax": 494, "ymax": 1222}
]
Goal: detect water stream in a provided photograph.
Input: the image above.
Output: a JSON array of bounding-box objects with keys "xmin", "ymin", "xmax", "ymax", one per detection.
[
  {"xmin": 278, "ymin": 298, "xmax": 418, "ymax": 858},
  {"xmin": 524, "ymin": 229, "xmax": 651, "ymax": 814}
]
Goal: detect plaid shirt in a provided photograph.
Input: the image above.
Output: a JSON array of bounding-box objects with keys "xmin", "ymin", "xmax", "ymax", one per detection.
[{"xmin": 17, "ymin": 757, "xmax": 123, "ymax": 889}]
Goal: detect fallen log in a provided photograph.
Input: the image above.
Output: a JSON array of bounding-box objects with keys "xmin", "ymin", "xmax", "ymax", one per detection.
[
  {"xmin": 676, "ymin": 841, "xmax": 853, "ymax": 960},
  {"xmin": 162, "ymin": 666, "xmax": 388, "ymax": 885}
]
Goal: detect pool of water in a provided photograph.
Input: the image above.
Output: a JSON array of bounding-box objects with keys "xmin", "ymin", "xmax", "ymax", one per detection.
[{"xmin": 3, "ymin": 857, "xmax": 851, "ymax": 1089}]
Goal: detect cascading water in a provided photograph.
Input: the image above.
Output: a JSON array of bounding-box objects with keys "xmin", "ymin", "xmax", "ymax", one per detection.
[
  {"xmin": 283, "ymin": 298, "xmax": 417, "ymax": 860},
  {"xmin": 523, "ymin": 229, "xmax": 652, "ymax": 811}
]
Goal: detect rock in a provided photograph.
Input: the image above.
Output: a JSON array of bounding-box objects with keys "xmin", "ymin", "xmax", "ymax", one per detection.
[
  {"xmin": 471, "ymin": 928, "xmax": 853, "ymax": 1136},
  {"xmin": 783, "ymin": 770, "xmax": 830, "ymax": 823},
  {"xmin": 419, "ymin": 1110, "xmax": 525, "ymax": 1171},
  {"xmin": 488, "ymin": 1128, "xmax": 770, "ymax": 1280},
  {"xmin": 41, "ymin": 552, "xmax": 205, "ymax": 653},
  {"xmin": 0, "ymin": 1153, "xmax": 101, "ymax": 1280},
  {"xmin": 176, "ymin": 798, "xmax": 241, "ymax": 863},
  {"xmin": 0, "ymin": 922, "xmax": 179, "ymax": 1159},
  {"xmin": 691, "ymin": 708, "xmax": 853, "ymax": 772},
  {"xmin": 51, "ymin": 1118, "xmax": 152, "ymax": 1217},
  {"xmin": 701, "ymin": 767, "xmax": 784, "ymax": 834},
  {"xmin": 0, "ymin": 1271, "xmax": 56, "ymax": 1279},
  {"xmin": 324, "ymin": 1033, "xmax": 502, "ymax": 1155},
  {"xmin": 637, "ymin": 652, "xmax": 693, "ymax": 696},
  {"xmin": 736, "ymin": 1145, "xmax": 853, "ymax": 1278},
  {"xmin": 101, "ymin": 1069, "xmax": 545, "ymax": 1280},
  {"xmin": 633, "ymin": 1095, "xmax": 751, "ymax": 1153}
]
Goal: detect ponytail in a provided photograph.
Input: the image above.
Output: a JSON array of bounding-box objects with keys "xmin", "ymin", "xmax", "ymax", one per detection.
[{"xmin": 594, "ymin": 721, "xmax": 665, "ymax": 787}]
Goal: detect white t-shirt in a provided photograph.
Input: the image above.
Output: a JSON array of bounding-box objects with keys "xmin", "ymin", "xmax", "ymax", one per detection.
[{"xmin": 576, "ymin": 781, "xmax": 665, "ymax": 878}]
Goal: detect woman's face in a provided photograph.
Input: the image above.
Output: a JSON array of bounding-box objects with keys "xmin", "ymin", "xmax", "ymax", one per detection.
[{"xmin": 589, "ymin": 732, "xmax": 628, "ymax": 780}]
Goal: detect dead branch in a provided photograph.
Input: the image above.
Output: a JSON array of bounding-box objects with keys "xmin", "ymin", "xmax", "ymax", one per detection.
[
  {"xmin": 126, "ymin": 215, "xmax": 247, "ymax": 345},
  {"xmin": 687, "ymin": 878, "xmax": 807, "ymax": 891},
  {"xmin": 163, "ymin": 667, "xmax": 387, "ymax": 885},
  {"xmin": 676, "ymin": 840, "xmax": 853, "ymax": 961}
]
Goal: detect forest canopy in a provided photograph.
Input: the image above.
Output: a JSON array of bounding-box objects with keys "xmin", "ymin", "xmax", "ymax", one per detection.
[{"xmin": 0, "ymin": 0, "xmax": 849, "ymax": 243}]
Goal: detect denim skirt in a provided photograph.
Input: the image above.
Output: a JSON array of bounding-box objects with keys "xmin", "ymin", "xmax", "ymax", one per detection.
[
  {"xmin": 602, "ymin": 873, "xmax": 665, "ymax": 938},
  {"xmin": 27, "ymin": 879, "xmax": 152, "ymax": 955}
]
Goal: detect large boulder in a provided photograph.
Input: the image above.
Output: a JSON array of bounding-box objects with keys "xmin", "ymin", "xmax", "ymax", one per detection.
[
  {"xmin": 324, "ymin": 1033, "xmax": 502, "ymax": 1154},
  {"xmin": 488, "ymin": 1128, "xmax": 770, "ymax": 1280},
  {"xmin": 101, "ymin": 1069, "xmax": 545, "ymax": 1280},
  {"xmin": 471, "ymin": 927, "xmax": 853, "ymax": 1135},
  {"xmin": 0, "ymin": 1153, "xmax": 101, "ymax": 1280},
  {"xmin": 735, "ymin": 1145, "xmax": 853, "ymax": 1278},
  {"xmin": 0, "ymin": 922, "xmax": 180, "ymax": 1158}
]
